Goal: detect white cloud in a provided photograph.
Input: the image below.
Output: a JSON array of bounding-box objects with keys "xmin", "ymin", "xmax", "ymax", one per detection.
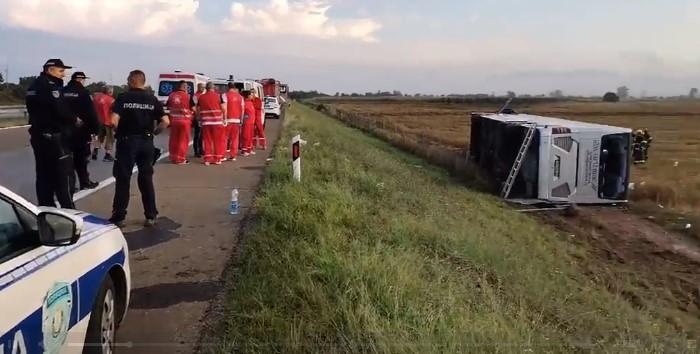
[
  {"xmin": 221, "ymin": 0, "xmax": 381, "ymax": 42},
  {"xmin": 0, "ymin": 0, "xmax": 200, "ymax": 39}
]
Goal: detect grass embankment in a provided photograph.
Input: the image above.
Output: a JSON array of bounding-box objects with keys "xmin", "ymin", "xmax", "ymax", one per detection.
[
  {"xmin": 217, "ymin": 104, "xmax": 693, "ymax": 353},
  {"xmin": 0, "ymin": 117, "xmax": 28, "ymax": 128}
]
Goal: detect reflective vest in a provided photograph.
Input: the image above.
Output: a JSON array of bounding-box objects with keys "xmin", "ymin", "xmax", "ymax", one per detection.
[
  {"xmin": 93, "ymin": 92, "xmax": 115, "ymax": 126},
  {"xmin": 243, "ymin": 99, "xmax": 255, "ymax": 124},
  {"xmin": 197, "ymin": 91, "xmax": 224, "ymax": 126},
  {"xmin": 166, "ymin": 90, "xmax": 193, "ymax": 120},
  {"xmin": 225, "ymin": 91, "xmax": 244, "ymax": 123}
]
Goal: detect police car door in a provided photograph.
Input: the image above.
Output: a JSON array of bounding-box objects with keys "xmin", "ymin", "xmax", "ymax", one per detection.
[{"xmin": 0, "ymin": 195, "xmax": 78, "ymax": 354}]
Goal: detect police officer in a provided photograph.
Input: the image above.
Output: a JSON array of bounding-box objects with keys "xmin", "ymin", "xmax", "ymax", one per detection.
[
  {"xmin": 25, "ymin": 59, "xmax": 81, "ymax": 208},
  {"xmin": 109, "ymin": 70, "xmax": 170, "ymax": 227},
  {"xmin": 63, "ymin": 71, "xmax": 100, "ymax": 192}
]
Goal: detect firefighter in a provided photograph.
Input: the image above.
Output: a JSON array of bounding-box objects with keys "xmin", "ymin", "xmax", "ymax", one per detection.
[
  {"xmin": 109, "ymin": 70, "xmax": 169, "ymax": 227},
  {"xmin": 93, "ymin": 86, "xmax": 116, "ymax": 161},
  {"xmin": 25, "ymin": 59, "xmax": 80, "ymax": 208},
  {"xmin": 224, "ymin": 82, "xmax": 244, "ymax": 161},
  {"xmin": 642, "ymin": 128, "xmax": 653, "ymax": 161},
  {"xmin": 192, "ymin": 83, "xmax": 206, "ymax": 158},
  {"xmin": 63, "ymin": 71, "xmax": 100, "ymax": 193},
  {"xmin": 196, "ymin": 82, "xmax": 227, "ymax": 165},
  {"xmin": 241, "ymin": 90, "xmax": 256, "ymax": 156},
  {"xmin": 251, "ymin": 90, "xmax": 266, "ymax": 150},
  {"xmin": 166, "ymin": 80, "xmax": 195, "ymax": 164},
  {"xmin": 632, "ymin": 130, "xmax": 647, "ymax": 164}
]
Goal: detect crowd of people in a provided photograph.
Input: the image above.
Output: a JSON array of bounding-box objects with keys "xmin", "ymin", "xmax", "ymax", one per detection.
[
  {"xmin": 168, "ymin": 80, "xmax": 267, "ymax": 166},
  {"xmin": 25, "ymin": 58, "xmax": 269, "ymax": 227}
]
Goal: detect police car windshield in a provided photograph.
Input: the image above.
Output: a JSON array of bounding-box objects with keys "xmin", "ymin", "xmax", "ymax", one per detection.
[{"xmin": 158, "ymin": 81, "xmax": 194, "ymax": 97}]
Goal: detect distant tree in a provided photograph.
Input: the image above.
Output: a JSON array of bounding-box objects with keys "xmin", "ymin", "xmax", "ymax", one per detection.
[
  {"xmin": 506, "ymin": 91, "xmax": 517, "ymax": 98},
  {"xmin": 689, "ymin": 88, "xmax": 698, "ymax": 99},
  {"xmin": 549, "ymin": 89, "xmax": 564, "ymax": 98},
  {"xmin": 414, "ymin": 93, "xmax": 421, "ymax": 97},
  {"xmin": 334, "ymin": 92, "xmax": 340, "ymax": 97},
  {"xmin": 350, "ymin": 93, "xmax": 360, "ymax": 97},
  {"xmin": 602, "ymin": 92, "xmax": 620, "ymax": 102},
  {"xmin": 86, "ymin": 81, "xmax": 108, "ymax": 94},
  {"xmin": 392, "ymin": 90, "xmax": 402, "ymax": 96},
  {"xmin": 616, "ymin": 86, "xmax": 629, "ymax": 100},
  {"xmin": 0, "ymin": 72, "xmax": 4, "ymax": 85}
]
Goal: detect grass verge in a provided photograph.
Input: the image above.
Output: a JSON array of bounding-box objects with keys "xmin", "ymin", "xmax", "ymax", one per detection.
[
  {"xmin": 215, "ymin": 104, "xmax": 695, "ymax": 353},
  {"xmin": 0, "ymin": 117, "xmax": 28, "ymax": 128}
]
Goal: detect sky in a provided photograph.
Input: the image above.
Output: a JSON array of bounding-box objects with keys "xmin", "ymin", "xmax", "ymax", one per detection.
[{"xmin": 0, "ymin": 0, "xmax": 698, "ymax": 96}]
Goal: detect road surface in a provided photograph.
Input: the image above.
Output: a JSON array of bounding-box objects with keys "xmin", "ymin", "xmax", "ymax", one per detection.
[
  {"xmin": 0, "ymin": 119, "xmax": 283, "ymax": 352},
  {"xmin": 0, "ymin": 125, "xmax": 171, "ymax": 204}
]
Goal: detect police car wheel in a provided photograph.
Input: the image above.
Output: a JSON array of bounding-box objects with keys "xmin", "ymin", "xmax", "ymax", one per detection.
[{"xmin": 84, "ymin": 276, "xmax": 117, "ymax": 354}]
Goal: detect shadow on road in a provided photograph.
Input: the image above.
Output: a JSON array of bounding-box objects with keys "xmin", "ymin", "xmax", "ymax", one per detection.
[
  {"xmin": 129, "ymin": 280, "xmax": 222, "ymax": 309},
  {"xmin": 124, "ymin": 217, "xmax": 182, "ymax": 251}
]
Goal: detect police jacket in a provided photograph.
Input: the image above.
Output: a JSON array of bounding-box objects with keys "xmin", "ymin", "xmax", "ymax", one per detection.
[
  {"xmin": 63, "ymin": 79, "xmax": 100, "ymax": 138},
  {"xmin": 25, "ymin": 73, "xmax": 77, "ymax": 137}
]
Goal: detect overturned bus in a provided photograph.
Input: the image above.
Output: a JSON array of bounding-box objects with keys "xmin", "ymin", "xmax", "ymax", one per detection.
[{"xmin": 469, "ymin": 112, "xmax": 632, "ymax": 204}]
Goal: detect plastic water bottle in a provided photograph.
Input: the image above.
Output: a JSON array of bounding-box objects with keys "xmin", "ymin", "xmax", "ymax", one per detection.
[{"xmin": 229, "ymin": 188, "xmax": 239, "ymax": 215}]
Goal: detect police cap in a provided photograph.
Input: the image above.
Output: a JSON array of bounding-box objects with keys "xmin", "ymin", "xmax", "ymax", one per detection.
[
  {"xmin": 71, "ymin": 71, "xmax": 90, "ymax": 80},
  {"xmin": 43, "ymin": 58, "xmax": 72, "ymax": 69}
]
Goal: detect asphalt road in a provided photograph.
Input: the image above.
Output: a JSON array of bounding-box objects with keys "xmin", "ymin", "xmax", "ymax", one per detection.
[{"xmin": 0, "ymin": 126, "xmax": 171, "ymax": 204}]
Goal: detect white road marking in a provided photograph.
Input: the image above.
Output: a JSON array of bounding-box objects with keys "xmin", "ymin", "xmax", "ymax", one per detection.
[{"xmin": 73, "ymin": 141, "xmax": 193, "ymax": 202}]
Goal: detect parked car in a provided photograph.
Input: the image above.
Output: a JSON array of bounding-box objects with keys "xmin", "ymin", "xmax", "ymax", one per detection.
[
  {"xmin": 0, "ymin": 185, "xmax": 130, "ymax": 354},
  {"xmin": 264, "ymin": 96, "xmax": 281, "ymax": 119}
]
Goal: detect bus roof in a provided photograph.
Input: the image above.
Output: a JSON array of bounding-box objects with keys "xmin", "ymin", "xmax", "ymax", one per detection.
[{"xmin": 475, "ymin": 113, "xmax": 631, "ymax": 134}]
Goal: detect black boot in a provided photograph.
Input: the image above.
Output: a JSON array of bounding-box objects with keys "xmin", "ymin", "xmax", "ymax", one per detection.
[{"xmin": 91, "ymin": 148, "xmax": 99, "ymax": 160}]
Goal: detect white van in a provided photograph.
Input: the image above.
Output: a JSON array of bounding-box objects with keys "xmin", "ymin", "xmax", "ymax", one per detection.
[
  {"xmin": 232, "ymin": 79, "xmax": 266, "ymax": 126},
  {"xmin": 156, "ymin": 71, "xmax": 209, "ymax": 105},
  {"xmin": 469, "ymin": 113, "xmax": 632, "ymax": 204}
]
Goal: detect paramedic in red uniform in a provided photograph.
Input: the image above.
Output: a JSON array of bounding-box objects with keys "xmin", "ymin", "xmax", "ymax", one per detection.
[
  {"xmin": 166, "ymin": 80, "xmax": 195, "ymax": 164},
  {"xmin": 197, "ymin": 82, "xmax": 227, "ymax": 165},
  {"xmin": 241, "ymin": 90, "xmax": 256, "ymax": 156},
  {"xmin": 224, "ymin": 82, "xmax": 244, "ymax": 161},
  {"xmin": 92, "ymin": 86, "xmax": 115, "ymax": 161},
  {"xmin": 251, "ymin": 90, "xmax": 266, "ymax": 150}
]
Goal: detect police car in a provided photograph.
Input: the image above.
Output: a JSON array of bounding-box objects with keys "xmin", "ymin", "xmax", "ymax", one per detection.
[{"xmin": 0, "ymin": 186, "xmax": 130, "ymax": 354}]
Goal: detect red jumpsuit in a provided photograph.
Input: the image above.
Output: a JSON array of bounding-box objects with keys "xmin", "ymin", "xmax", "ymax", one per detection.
[
  {"xmin": 241, "ymin": 99, "xmax": 256, "ymax": 154},
  {"xmin": 224, "ymin": 90, "xmax": 244, "ymax": 159},
  {"xmin": 166, "ymin": 90, "xmax": 194, "ymax": 164},
  {"xmin": 197, "ymin": 91, "xmax": 225, "ymax": 164},
  {"xmin": 252, "ymin": 96, "xmax": 266, "ymax": 149}
]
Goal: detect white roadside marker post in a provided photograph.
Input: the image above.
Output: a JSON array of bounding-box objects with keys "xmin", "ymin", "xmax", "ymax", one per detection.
[{"xmin": 292, "ymin": 135, "xmax": 301, "ymax": 182}]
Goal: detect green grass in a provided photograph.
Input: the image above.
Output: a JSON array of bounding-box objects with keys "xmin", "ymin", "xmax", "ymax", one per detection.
[
  {"xmin": 216, "ymin": 104, "xmax": 695, "ymax": 353},
  {"xmin": 0, "ymin": 117, "xmax": 27, "ymax": 128}
]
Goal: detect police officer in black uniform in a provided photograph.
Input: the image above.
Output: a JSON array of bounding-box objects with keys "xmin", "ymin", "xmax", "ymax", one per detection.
[
  {"xmin": 63, "ymin": 71, "xmax": 100, "ymax": 192},
  {"xmin": 109, "ymin": 70, "xmax": 170, "ymax": 227},
  {"xmin": 25, "ymin": 59, "xmax": 81, "ymax": 208}
]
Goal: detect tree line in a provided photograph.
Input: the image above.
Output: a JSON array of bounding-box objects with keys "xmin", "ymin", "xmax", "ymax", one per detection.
[{"xmin": 0, "ymin": 73, "xmax": 153, "ymax": 105}]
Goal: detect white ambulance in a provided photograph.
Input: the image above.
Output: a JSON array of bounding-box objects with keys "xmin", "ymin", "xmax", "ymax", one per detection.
[
  {"xmin": 156, "ymin": 71, "xmax": 210, "ymax": 105},
  {"xmin": 0, "ymin": 185, "xmax": 130, "ymax": 353}
]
